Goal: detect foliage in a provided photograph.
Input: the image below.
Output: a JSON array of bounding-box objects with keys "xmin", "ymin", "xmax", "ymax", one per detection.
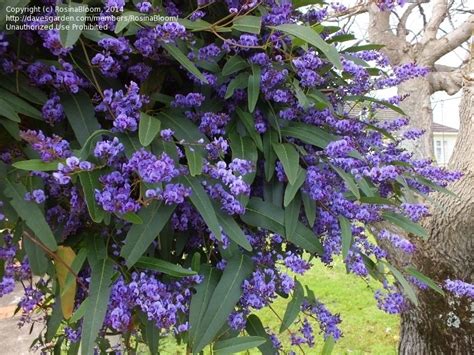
[{"xmin": 0, "ymin": 0, "xmax": 466, "ymax": 353}]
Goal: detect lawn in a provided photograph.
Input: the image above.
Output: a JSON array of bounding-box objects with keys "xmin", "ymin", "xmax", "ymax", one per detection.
[{"xmin": 160, "ymin": 258, "xmax": 400, "ymax": 354}]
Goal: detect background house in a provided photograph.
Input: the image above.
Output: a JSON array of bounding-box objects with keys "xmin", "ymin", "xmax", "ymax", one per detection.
[{"xmin": 432, "ymin": 122, "xmax": 459, "ymax": 167}]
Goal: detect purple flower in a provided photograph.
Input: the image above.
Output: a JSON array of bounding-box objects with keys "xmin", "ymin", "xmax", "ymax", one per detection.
[{"xmin": 444, "ymin": 279, "xmax": 474, "ymax": 298}]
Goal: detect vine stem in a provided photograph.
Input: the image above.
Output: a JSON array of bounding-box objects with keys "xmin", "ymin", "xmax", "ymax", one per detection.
[
  {"xmin": 268, "ymin": 304, "xmax": 307, "ymax": 355},
  {"xmin": 23, "ymin": 231, "xmax": 87, "ymax": 290}
]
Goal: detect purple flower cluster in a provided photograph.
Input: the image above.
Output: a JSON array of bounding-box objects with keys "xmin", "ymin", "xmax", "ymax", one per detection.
[
  {"xmin": 41, "ymin": 95, "xmax": 65, "ymax": 126},
  {"xmin": 124, "ymin": 149, "xmax": 180, "ymax": 184},
  {"xmin": 444, "ymin": 279, "xmax": 474, "ymax": 298},
  {"xmin": 105, "ymin": 273, "xmax": 200, "ymax": 333},
  {"xmin": 96, "ymin": 81, "xmax": 149, "ymax": 132},
  {"xmin": 19, "ymin": 130, "xmax": 71, "ymax": 162}
]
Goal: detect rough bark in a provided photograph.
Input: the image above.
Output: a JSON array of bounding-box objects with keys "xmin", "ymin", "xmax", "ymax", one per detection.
[{"xmin": 398, "ymin": 52, "xmax": 474, "ymax": 355}]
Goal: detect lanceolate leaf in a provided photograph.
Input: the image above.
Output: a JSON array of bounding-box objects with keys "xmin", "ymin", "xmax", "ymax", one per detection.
[
  {"xmin": 193, "ymin": 255, "xmax": 254, "ymax": 353},
  {"xmin": 245, "ymin": 314, "xmax": 276, "ymax": 355},
  {"xmin": 280, "ymin": 280, "xmax": 304, "ymax": 333},
  {"xmin": 138, "ymin": 112, "xmax": 161, "ymax": 146},
  {"xmin": 382, "ymin": 211, "xmax": 428, "ymax": 238},
  {"xmin": 163, "ymin": 43, "xmax": 207, "ymax": 83},
  {"xmin": 285, "ymin": 195, "xmax": 301, "ymax": 240},
  {"xmin": 134, "ymin": 257, "xmax": 197, "ymax": 277},
  {"xmin": 183, "ymin": 176, "xmax": 222, "ymax": 240},
  {"xmin": 281, "ymin": 121, "xmax": 336, "ymax": 148},
  {"xmin": 384, "ymin": 262, "xmax": 419, "ymax": 306},
  {"xmin": 12, "ymin": 159, "xmax": 60, "ymax": 172},
  {"xmin": 23, "ymin": 234, "xmax": 48, "ymax": 275},
  {"xmin": 322, "ymin": 336, "xmax": 336, "ymax": 355},
  {"xmin": 216, "ymin": 211, "xmax": 252, "ymax": 251},
  {"xmin": 338, "ymin": 216, "xmax": 353, "ymax": 259},
  {"xmin": 214, "ymin": 336, "xmax": 266, "ymax": 354},
  {"xmin": 61, "ymin": 91, "xmax": 101, "ymax": 146},
  {"xmin": 345, "ymin": 95, "xmax": 406, "ymax": 116},
  {"xmin": 121, "ymin": 202, "xmax": 176, "ymax": 268},
  {"xmin": 236, "ymin": 107, "xmax": 263, "ymax": 151},
  {"xmin": 189, "ymin": 265, "xmax": 220, "ymax": 348},
  {"xmin": 331, "ymin": 164, "xmax": 360, "ymax": 199},
  {"xmin": 54, "ymin": 246, "xmax": 77, "ymax": 319},
  {"xmin": 232, "ymin": 16, "xmax": 262, "ymax": 34},
  {"xmin": 274, "ymin": 24, "xmax": 342, "ymax": 69},
  {"xmin": 272, "ymin": 143, "xmax": 300, "ymax": 185},
  {"xmin": 79, "ymin": 171, "xmax": 105, "ymax": 223},
  {"xmin": 184, "ymin": 146, "xmax": 203, "ymax": 176},
  {"xmin": 222, "ymin": 55, "xmax": 248, "ymax": 76},
  {"xmin": 284, "ymin": 168, "xmax": 306, "ymax": 207},
  {"xmin": 242, "ymin": 198, "xmax": 323, "ymax": 255},
  {"xmin": 81, "ymin": 257, "xmax": 115, "ymax": 355},
  {"xmin": 405, "ymin": 266, "xmax": 445, "ymax": 296},
  {"xmin": 248, "ymin": 64, "xmax": 261, "ymax": 112},
  {"xmin": 4, "ymin": 178, "xmax": 57, "ymax": 251},
  {"xmin": 58, "ymin": 3, "xmax": 88, "ymax": 48},
  {"xmin": 302, "ymin": 193, "xmax": 316, "ymax": 227}
]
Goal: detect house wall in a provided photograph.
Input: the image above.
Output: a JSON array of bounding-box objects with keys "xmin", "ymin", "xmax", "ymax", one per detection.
[{"xmin": 433, "ymin": 133, "xmax": 458, "ymax": 166}]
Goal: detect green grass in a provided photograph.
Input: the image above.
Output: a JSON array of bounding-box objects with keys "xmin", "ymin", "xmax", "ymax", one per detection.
[
  {"xmin": 158, "ymin": 258, "xmax": 399, "ymax": 354},
  {"xmin": 255, "ymin": 258, "xmax": 400, "ymax": 354}
]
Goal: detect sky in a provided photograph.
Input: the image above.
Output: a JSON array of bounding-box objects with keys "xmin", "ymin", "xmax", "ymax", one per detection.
[{"xmin": 328, "ymin": 1, "xmax": 470, "ymax": 129}]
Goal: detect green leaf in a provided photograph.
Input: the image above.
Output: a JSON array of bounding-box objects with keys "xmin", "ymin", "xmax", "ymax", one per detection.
[
  {"xmin": 292, "ymin": 0, "xmax": 324, "ymax": 8},
  {"xmin": 79, "ymin": 171, "xmax": 105, "ymax": 223},
  {"xmin": 138, "ymin": 112, "xmax": 161, "ymax": 146},
  {"xmin": 114, "ymin": 10, "xmax": 140, "ymax": 33},
  {"xmin": 193, "ymin": 255, "xmax": 254, "ymax": 353},
  {"xmin": 4, "ymin": 178, "xmax": 57, "ymax": 251},
  {"xmin": 61, "ymin": 91, "xmax": 101, "ymax": 146},
  {"xmin": 121, "ymin": 202, "xmax": 176, "ymax": 268},
  {"xmin": 302, "ymin": 193, "xmax": 316, "ymax": 227},
  {"xmin": 191, "ymin": 252, "xmax": 201, "ymax": 272},
  {"xmin": 216, "ymin": 211, "xmax": 252, "ymax": 251},
  {"xmin": 225, "ymin": 72, "xmax": 249, "ymax": 99},
  {"xmin": 242, "ymin": 198, "xmax": 323, "ymax": 255},
  {"xmin": 338, "ymin": 216, "xmax": 352, "ymax": 259},
  {"xmin": 183, "ymin": 176, "xmax": 222, "ymax": 240},
  {"xmin": 23, "ymin": 235, "xmax": 48, "ymax": 275},
  {"xmin": 405, "ymin": 266, "xmax": 445, "ymax": 296},
  {"xmin": 285, "ymin": 195, "xmax": 301, "ymax": 240},
  {"xmin": 70, "ymin": 299, "xmax": 88, "ymax": 323},
  {"xmin": 321, "ymin": 336, "xmax": 336, "ymax": 355},
  {"xmin": 184, "ymin": 146, "xmax": 203, "ymax": 176},
  {"xmin": 236, "ymin": 107, "xmax": 263, "ymax": 151},
  {"xmin": 331, "ymin": 164, "xmax": 360, "ymax": 199},
  {"xmin": 46, "ymin": 299, "xmax": 63, "ymax": 342},
  {"xmin": 345, "ymin": 95, "xmax": 406, "ymax": 116},
  {"xmin": 134, "ymin": 256, "xmax": 197, "ymax": 277},
  {"xmin": 280, "ymin": 280, "xmax": 304, "ymax": 333},
  {"xmin": 344, "ymin": 44, "xmax": 385, "ymax": 53},
  {"xmin": 163, "ymin": 43, "xmax": 207, "ymax": 83},
  {"xmin": 248, "ymin": 64, "xmax": 261, "ymax": 113},
  {"xmin": 58, "ymin": 3, "xmax": 88, "ymax": 48},
  {"xmin": 382, "ymin": 211, "xmax": 428, "ymax": 238},
  {"xmin": 384, "ymin": 262, "xmax": 419, "ymax": 306},
  {"xmin": 263, "ymin": 129, "xmax": 278, "ymax": 181},
  {"xmin": 12, "ymin": 159, "xmax": 59, "ymax": 172},
  {"xmin": 284, "ymin": 168, "xmax": 306, "ymax": 207},
  {"xmin": 232, "ymin": 16, "xmax": 262, "ymax": 34},
  {"xmin": 81, "ymin": 257, "xmax": 114, "ymax": 355},
  {"xmin": 120, "ymin": 212, "xmax": 143, "ymax": 224},
  {"xmin": 140, "ymin": 317, "xmax": 160, "ymax": 355},
  {"xmin": 119, "ymin": 133, "xmax": 142, "ymax": 158},
  {"xmin": 0, "ymin": 98, "xmax": 20, "ymax": 122},
  {"xmin": 159, "ymin": 111, "xmax": 208, "ymax": 143},
  {"xmin": 245, "ymin": 315, "xmax": 276, "ymax": 355},
  {"xmin": 274, "ymin": 24, "xmax": 342, "ymax": 69},
  {"xmin": 0, "ymin": 88, "xmax": 42, "ymax": 119},
  {"xmin": 222, "ymin": 55, "xmax": 249, "ymax": 76},
  {"xmin": 281, "ymin": 122, "xmax": 336, "ymax": 148},
  {"xmin": 214, "ymin": 336, "xmax": 266, "ymax": 354},
  {"xmin": 189, "ymin": 265, "xmax": 220, "ymax": 347},
  {"xmin": 272, "ymin": 143, "xmax": 300, "ymax": 185}
]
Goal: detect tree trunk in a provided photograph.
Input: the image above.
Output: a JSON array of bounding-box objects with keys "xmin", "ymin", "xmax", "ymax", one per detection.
[
  {"xmin": 398, "ymin": 78, "xmax": 435, "ymax": 159},
  {"xmin": 398, "ymin": 52, "xmax": 474, "ymax": 355}
]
